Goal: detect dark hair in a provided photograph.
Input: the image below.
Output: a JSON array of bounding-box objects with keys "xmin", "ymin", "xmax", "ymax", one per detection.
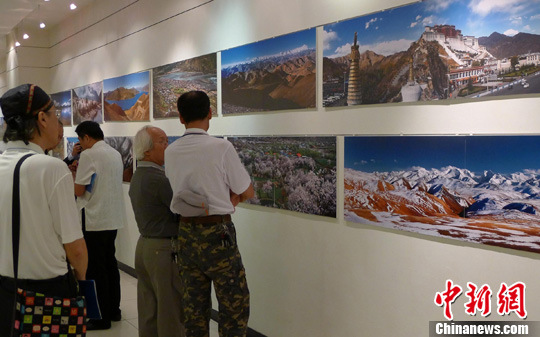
[
  {"xmin": 3, "ymin": 114, "xmax": 41, "ymax": 144},
  {"xmin": 75, "ymin": 121, "xmax": 104, "ymax": 140},
  {"xmin": 176, "ymin": 91, "xmax": 210, "ymax": 124}
]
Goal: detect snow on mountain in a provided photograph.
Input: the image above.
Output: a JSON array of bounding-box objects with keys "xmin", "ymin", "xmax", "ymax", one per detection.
[
  {"xmin": 345, "ymin": 165, "xmax": 540, "ymax": 218},
  {"xmin": 74, "ymin": 84, "xmax": 101, "ymax": 102},
  {"xmin": 345, "ymin": 165, "xmax": 540, "ymax": 253}
]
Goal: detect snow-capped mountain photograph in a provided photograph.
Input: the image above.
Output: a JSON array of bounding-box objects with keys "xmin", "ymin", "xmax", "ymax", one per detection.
[
  {"xmin": 345, "ymin": 136, "xmax": 540, "ymax": 253},
  {"xmin": 221, "ymin": 28, "xmax": 316, "ymax": 114},
  {"xmin": 323, "ymin": 0, "xmax": 540, "ymax": 106},
  {"xmin": 72, "ymin": 82, "xmax": 103, "ymax": 124},
  {"xmin": 50, "ymin": 90, "xmax": 72, "ymax": 126}
]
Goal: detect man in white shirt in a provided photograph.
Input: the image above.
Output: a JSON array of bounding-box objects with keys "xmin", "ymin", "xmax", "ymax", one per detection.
[
  {"xmin": 165, "ymin": 91, "xmax": 254, "ymax": 337},
  {"xmin": 74, "ymin": 121, "xmax": 126, "ymax": 330}
]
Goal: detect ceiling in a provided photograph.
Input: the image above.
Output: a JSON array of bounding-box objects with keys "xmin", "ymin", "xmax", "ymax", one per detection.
[{"xmin": 0, "ymin": 0, "xmax": 95, "ymax": 47}]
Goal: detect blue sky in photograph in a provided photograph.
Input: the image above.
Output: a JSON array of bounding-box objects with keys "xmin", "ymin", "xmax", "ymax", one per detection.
[
  {"xmin": 103, "ymin": 71, "xmax": 150, "ymax": 92},
  {"xmin": 221, "ymin": 28, "xmax": 316, "ymax": 69},
  {"xmin": 323, "ymin": 0, "xmax": 540, "ymax": 58},
  {"xmin": 345, "ymin": 136, "xmax": 540, "ymax": 175}
]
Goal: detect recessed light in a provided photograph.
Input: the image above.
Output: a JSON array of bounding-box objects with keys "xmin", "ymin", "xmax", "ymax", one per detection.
[
  {"xmin": 23, "ymin": 33, "xmax": 29, "ymax": 39},
  {"xmin": 40, "ymin": 22, "xmax": 46, "ymax": 29},
  {"xmin": 15, "ymin": 41, "xmax": 21, "ymax": 47},
  {"xmin": 70, "ymin": 3, "xmax": 77, "ymax": 10}
]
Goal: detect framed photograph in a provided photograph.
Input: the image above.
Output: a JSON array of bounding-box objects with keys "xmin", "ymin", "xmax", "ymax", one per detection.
[
  {"xmin": 153, "ymin": 53, "xmax": 217, "ymax": 119},
  {"xmin": 103, "ymin": 71, "xmax": 150, "ymax": 121},
  {"xmin": 345, "ymin": 135, "xmax": 540, "ymax": 253},
  {"xmin": 230, "ymin": 136, "xmax": 336, "ymax": 217},
  {"xmin": 323, "ymin": 0, "xmax": 540, "ymax": 107},
  {"xmin": 72, "ymin": 82, "xmax": 103, "ymax": 124},
  {"xmin": 222, "ymin": 28, "xmax": 316, "ymax": 114}
]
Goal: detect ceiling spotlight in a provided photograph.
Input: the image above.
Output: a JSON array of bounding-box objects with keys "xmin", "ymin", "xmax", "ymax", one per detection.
[
  {"xmin": 40, "ymin": 22, "xmax": 46, "ymax": 29},
  {"xmin": 70, "ymin": 3, "xmax": 77, "ymax": 10},
  {"xmin": 23, "ymin": 33, "xmax": 29, "ymax": 40},
  {"xmin": 15, "ymin": 41, "xmax": 21, "ymax": 47}
]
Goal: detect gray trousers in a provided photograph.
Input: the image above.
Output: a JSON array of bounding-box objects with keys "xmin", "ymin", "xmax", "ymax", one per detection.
[{"xmin": 135, "ymin": 236, "xmax": 185, "ymax": 337}]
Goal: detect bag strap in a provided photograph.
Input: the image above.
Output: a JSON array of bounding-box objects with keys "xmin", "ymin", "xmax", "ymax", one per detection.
[
  {"xmin": 10, "ymin": 153, "xmax": 34, "ymax": 337},
  {"xmin": 11, "ymin": 153, "xmax": 35, "ymax": 281}
]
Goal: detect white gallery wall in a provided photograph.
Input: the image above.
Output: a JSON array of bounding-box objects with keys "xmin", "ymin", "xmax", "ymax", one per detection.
[{"xmin": 3, "ymin": 0, "xmax": 540, "ymax": 335}]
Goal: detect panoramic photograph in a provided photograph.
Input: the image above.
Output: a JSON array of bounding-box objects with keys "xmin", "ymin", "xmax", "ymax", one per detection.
[
  {"xmin": 221, "ymin": 28, "xmax": 316, "ymax": 114},
  {"xmin": 229, "ymin": 136, "xmax": 336, "ymax": 217},
  {"xmin": 344, "ymin": 136, "xmax": 540, "ymax": 253},
  {"xmin": 50, "ymin": 90, "xmax": 72, "ymax": 126},
  {"xmin": 153, "ymin": 53, "xmax": 217, "ymax": 119},
  {"xmin": 103, "ymin": 71, "xmax": 150, "ymax": 122},
  {"xmin": 72, "ymin": 82, "xmax": 103, "ymax": 124},
  {"xmin": 323, "ymin": 0, "xmax": 540, "ymax": 106}
]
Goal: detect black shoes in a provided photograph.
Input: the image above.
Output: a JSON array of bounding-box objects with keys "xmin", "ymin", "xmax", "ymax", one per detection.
[
  {"xmin": 111, "ymin": 310, "xmax": 122, "ymax": 322},
  {"xmin": 86, "ymin": 319, "xmax": 111, "ymax": 330},
  {"xmin": 86, "ymin": 310, "xmax": 120, "ymax": 330}
]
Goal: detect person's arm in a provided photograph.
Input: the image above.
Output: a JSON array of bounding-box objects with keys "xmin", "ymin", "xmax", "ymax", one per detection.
[
  {"xmin": 74, "ymin": 151, "xmax": 94, "ymax": 197},
  {"xmin": 64, "ymin": 238, "xmax": 88, "ymax": 280},
  {"xmin": 239, "ymin": 183, "xmax": 255, "ymax": 202}
]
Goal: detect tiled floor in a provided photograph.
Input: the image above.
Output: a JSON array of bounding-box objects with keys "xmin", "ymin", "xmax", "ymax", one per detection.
[{"xmin": 87, "ymin": 270, "xmax": 219, "ymax": 336}]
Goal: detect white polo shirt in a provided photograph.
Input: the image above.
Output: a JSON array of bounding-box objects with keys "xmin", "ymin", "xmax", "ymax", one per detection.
[
  {"xmin": 164, "ymin": 128, "xmax": 252, "ymax": 215},
  {"xmin": 75, "ymin": 140, "xmax": 126, "ymax": 231},
  {"xmin": 0, "ymin": 141, "xmax": 83, "ymax": 279}
]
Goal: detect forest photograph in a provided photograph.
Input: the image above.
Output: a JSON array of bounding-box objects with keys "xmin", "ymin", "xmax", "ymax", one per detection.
[{"xmin": 230, "ymin": 136, "xmax": 336, "ymax": 217}]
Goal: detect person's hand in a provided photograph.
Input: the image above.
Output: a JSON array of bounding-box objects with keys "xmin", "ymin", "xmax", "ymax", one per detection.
[
  {"xmin": 230, "ymin": 190, "xmax": 240, "ymax": 207},
  {"xmin": 72, "ymin": 142, "xmax": 82, "ymax": 157},
  {"xmin": 69, "ymin": 160, "xmax": 78, "ymax": 179}
]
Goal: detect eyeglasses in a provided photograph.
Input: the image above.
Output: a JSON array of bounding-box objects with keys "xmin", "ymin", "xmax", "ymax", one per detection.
[{"xmin": 46, "ymin": 108, "xmax": 61, "ymax": 118}]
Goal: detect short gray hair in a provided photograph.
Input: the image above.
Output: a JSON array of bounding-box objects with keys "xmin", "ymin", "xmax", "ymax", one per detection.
[{"xmin": 133, "ymin": 125, "xmax": 155, "ymax": 161}]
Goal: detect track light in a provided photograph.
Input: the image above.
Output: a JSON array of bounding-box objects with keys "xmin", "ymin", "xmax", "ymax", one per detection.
[
  {"xmin": 38, "ymin": 5, "xmax": 45, "ymax": 29},
  {"xmin": 70, "ymin": 3, "xmax": 77, "ymax": 10}
]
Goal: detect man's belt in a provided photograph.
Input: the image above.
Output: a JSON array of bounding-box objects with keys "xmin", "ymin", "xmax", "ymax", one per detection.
[{"xmin": 180, "ymin": 214, "xmax": 231, "ymax": 224}]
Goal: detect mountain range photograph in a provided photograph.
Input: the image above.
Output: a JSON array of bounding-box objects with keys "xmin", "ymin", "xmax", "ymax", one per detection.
[
  {"xmin": 153, "ymin": 53, "xmax": 217, "ymax": 119},
  {"xmin": 221, "ymin": 28, "xmax": 316, "ymax": 114},
  {"xmin": 50, "ymin": 90, "xmax": 72, "ymax": 126},
  {"xmin": 103, "ymin": 71, "xmax": 150, "ymax": 122},
  {"xmin": 72, "ymin": 82, "xmax": 103, "ymax": 124},
  {"xmin": 344, "ymin": 136, "xmax": 540, "ymax": 253},
  {"xmin": 323, "ymin": 0, "xmax": 540, "ymax": 106}
]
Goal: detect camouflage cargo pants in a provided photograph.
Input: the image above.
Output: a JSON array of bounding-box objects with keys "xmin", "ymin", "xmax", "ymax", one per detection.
[{"xmin": 177, "ymin": 218, "xmax": 250, "ymax": 337}]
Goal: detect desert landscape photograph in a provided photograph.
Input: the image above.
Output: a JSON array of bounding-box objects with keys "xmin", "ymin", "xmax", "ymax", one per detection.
[
  {"xmin": 153, "ymin": 53, "xmax": 217, "ymax": 119},
  {"xmin": 323, "ymin": 0, "xmax": 540, "ymax": 107},
  {"xmin": 345, "ymin": 136, "xmax": 540, "ymax": 253},
  {"xmin": 72, "ymin": 82, "xmax": 103, "ymax": 124},
  {"xmin": 230, "ymin": 136, "xmax": 336, "ymax": 217},
  {"xmin": 103, "ymin": 71, "xmax": 150, "ymax": 122},
  {"xmin": 221, "ymin": 28, "xmax": 316, "ymax": 114}
]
